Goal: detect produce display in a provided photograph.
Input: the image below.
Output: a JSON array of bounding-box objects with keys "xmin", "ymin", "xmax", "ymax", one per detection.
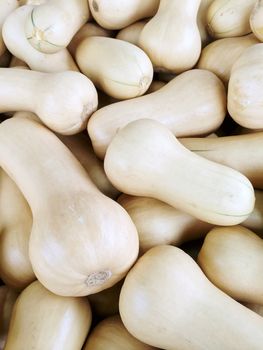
[{"xmin": 0, "ymin": 0, "xmax": 263, "ymax": 349}]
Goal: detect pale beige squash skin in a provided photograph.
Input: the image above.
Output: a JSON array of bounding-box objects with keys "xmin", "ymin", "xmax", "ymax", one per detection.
[
  {"xmin": 4, "ymin": 281, "xmax": 92, "ymax": 350},
  {"xmin": 116, "ymin": 20, "xmax": 147, "ymax": 46},
  {"xmin": 198, "ymin": 225, "xmax": 263, "ymax": 304},
  {"xmin": 207, "ymin": 0, "xmax": 255, "ymax": 38},
  {"xmin": 228, "ymin": 43, "xmax": 263, "ymax": 129},
  {"xmin": 104, "ymin": 119, "xmax": 255, "ymax": 226},
  {"xmin": 0, "ymin": 118, "xmax": 139, "ymax": 297},
  {"xmin": 0, "ymin": 170, "xmax": 35, "ymax": 290},
  {"xmin": 0, "ymin": 0, "xmax": 19, "ymax": 56},
  {"xmin": 84, "ymin": 315, "xmax": 155, "ymax": 350},
  {"xmin": 2, "ymin": 5, "xmax": 78, "ymax": 73},
  {"xmin": 76, "ymin": 37, "xmax": 153, "ymax": 100},
  {"xmin": 88, "ymin": 69, "xmax": 226, "ymax": 159},
  {"xmin": 88, "ymin": 0, "xmax": 159, "ymax": 30},
  {"xmin": 197, "ymin": 34, "xmax": 259, "ymax": 84},
  {"xmin": 197, "ymin": 0, "xmax": 213, "ymax": 47},
  {"xmin": 250, "ymin": 0, "xmax": 263, "ymax": 41},
  {"xmin": 0, "ymin": 68, "xmax": 98, "ymax": 135},
  {"xmin": 139, "ymin": 0, "xmax": 201, "ymax": 73},
  {"xmin": 120, "ymin": 245, "xmax": 263, "ymax": 350},
  {"xmin": 25, "ymin": 0, "xmax": 90, "ymax": 54},
  {"xmin": 180, "ymin": 132, "xmax": 263, "ymax": 189}
]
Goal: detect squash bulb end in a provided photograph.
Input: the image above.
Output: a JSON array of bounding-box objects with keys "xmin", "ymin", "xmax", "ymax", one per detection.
[{"xmin": 85, "ymin": 270, "xmax": 112, "ymax": 287}]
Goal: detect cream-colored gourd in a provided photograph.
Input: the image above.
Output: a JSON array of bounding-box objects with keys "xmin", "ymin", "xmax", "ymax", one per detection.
[
  {"xmin": 25, "ymin": 0, "xmax": 89, "ymax": 54},
  {"xmin": 180, "ymin": 132, "xmax": 263, "ymax": 189},
  {"xmin": 120, "ymin": 245, "xmax": 263, "ymax": 350},
  {"xmin": 88, "ymin": 0, "xmax": 159, "ymax": 30},
  {"xmin": 139, "ymin": 0, "xmax": 201, "ymax": 73},
  {"xmin": 4, "ymin": 281, "xmax": 92, "ymax": 350},
  {"xmin": 76, "ymin": 37, "xmax": 153, "ymax": 99},
  {"xmin": 228, "ymin": 44, "xmax": 263, "ymax": 129},
  {"xmin": 0, "ymin": 68, "xmax": 98, "ymax": 135},
  {"xmin": 198, "ymin": 225, "xmax": 263, "ymax": 304},
  {"xmin": 116, "ymin": 20, "xmax": 146, "ymax": 46},
  {"xmin": 104, "ymin": 119, "xmax": 255, "ymax": 226},
  {"xmin": 0, "ymin": 117, "xmax": 138, "ymax": 297},
  {"xmin": 250, "ymin": 0, "xmax": 263, "ymax": 41},
  {"xmin": 207, "ymin": 0, "xmax": 255, "ymax": 38},
  {"xmin": 197, "ymin": 0, "xmax": 213, "ymax": 46},
  {"xmin": 88, "ymin": 69, "xmax": 226, "ymax": 159},
  {"xmin": 0, "ymin": 0, "xmax": 19, "ymax": 56},
  {"xmin": 68, "ymin": 22, "xmax": 113, "ymax": 56},
  {"xmin": 83, "ymin": 315, "xmax": 155, "ymax": 350},
  {"xmin": 197, "ymin": 34, "xmax": 259, "ymax": 84},
  {"xmin": 0, "ymin": 170, "xmax": 35, "ymax": 290},
  {"xmin": 2, "ymin": 5, "xmax": 78, "ymax": 72},
  {"xmin": 118, "ymin": 194, "xmax": 213, "ymax": 253}
]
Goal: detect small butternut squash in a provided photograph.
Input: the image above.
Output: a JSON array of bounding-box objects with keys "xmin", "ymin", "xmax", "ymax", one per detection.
[
  {"xmin": 88, "ymin": 0, "xmax": 159, "ymax": 30},
  {"xmin": 198, "ymin": 225, "xmax": 263, "ymax": 304},
  {"xmin": 228, "ymin": 44, "xmax": 263, "ymax": 129},
  {"xmin": 0, "ymin": 117, "xmax": 139, "ymax": 297},
  {"xmin": 76, "ymin": 37, "xmax": 153, "ymax": 99},
  {"xmin": 0, "ymin": 0, "xmax": 19, "ymax": 56},
  {"xmin": 138, "ymin": 0, "xmax": 201, "ymax": 73},
  {"xmin": 207, "ymin": 0, "xmax": 255, "ymax": 38},
  {"xmin": 250, "ymin": 0, "xmax": 263, "ymax": 41},
  {"xmin": 88, "ymin": 69, "xmax": 226, "ymax": 159},
  {"xmin": 197, "ymin": 34, "xmax": 259, "ymax": 84},
  {"xmin": 4, "ymin": 280, "xmax": 92, "ymax": 350},
  {"xmin": 120, "ymin": 245, "xmax": 263, "ymax": 350},
  {"xmin": 116, "ymin": 20, "xmax": 146, "ymax": 46},
  {"xmin": 25, "ymin": 0, "xmax": 90, "ymax": 53},
  {"xmin": 197, "ymin": 0, "xmax": 213, "ymax": 47},
  {"xmin": 104, "ymin": 119, "xmax": 255, "ymax": 226},
  {"xmin": 2, "ymin": 5, "xmax": 78, "ymax": 73},
  {"xmin": 0, "ymin": 68, "xmax": 98, "ymax": 135},
  {"xmin": 83, "ymin": 315, "xmax": 156, "ymax": 350}
]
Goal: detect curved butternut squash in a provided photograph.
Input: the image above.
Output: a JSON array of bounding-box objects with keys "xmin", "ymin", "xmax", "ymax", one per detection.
[
  {"xmin": 88, "ymin": 69, "xmax": 226, "ymax": 159},
  {"xmin": 120, "ymin": 245, "xmax": 263, "ymax": 349},
  {"xmin": 198, "ymin": 225, "xmax": 263, "ymax": 304},
  {"xmin": 0, "ymin": 0, "xmax": 18, "ymax": 56},
  {"xmin": 228, "ymin": 44, "xmax": 263, "ymax": 129},
  {"xmin": 116, "ymin": 20, "xmax": 146, "ymax": 46},
  {"xmin": 197, "ymin": 34, "xmax": 259, "ymax": 84},
  {"xmin": 2, "ymin": 5, "xmax": 78, "ymax": 73},
  {"xmin": 104, "ymin": 119, "xmax": 255, "ymax": 226},
  {"xmin": 88, "ymin": 0, "xmax": 159, "ymax": 30},
  {"xmin": 0, "ymin": 117, "xmax": 139, "ymax": 296},
  {"xmin": 197, "ymin": 0, "xmax": 213, "ymax": 46},
  {"xmin": 4, "ymin": 280, "xmax": 92, "ymax": 350},
  {"xmin": 25, "ymin": 0, "xmax": 90, "ymax": 53},
  {"xmin": 250, "ymin": 0, "xmax": 263, "ymax": 41},
  {"xmin": 84, "ymin": 315, "xmax": 155, "ymax": 350},
  {"xmin": 0, "ymin": 170, "xmax": 35, "ymax": 290},
  {"xmin": 180, "ymin": 132, "xmax": 263, "ymax": 189},
  {"xmin": 138, "ymin": 0, "xmax": 201, "ymax": 73},
  {"xmin": 76, "ymin": 37, "xmax": 153, "ymax": 99},
  {"xmin": 207, "ymin": 0, "xmax": 255, "ymax": 38}
]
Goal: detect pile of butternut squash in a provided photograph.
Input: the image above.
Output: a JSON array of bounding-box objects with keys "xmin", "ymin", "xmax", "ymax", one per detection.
[{"xmin": 1, "ymin": 0, "xmax": 263, "ymax": 349}]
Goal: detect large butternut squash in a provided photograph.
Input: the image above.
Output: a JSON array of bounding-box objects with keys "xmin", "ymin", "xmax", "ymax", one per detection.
[
  {"xmin": 104, "ymin": 119, "xmax": 255, "ymax": 226},
  {"xmin": 0, "ymin": 117, "xmax": 139, "ymax": 297},
  {"xmin": 88, "ymin": 69, "xmax": 226, "ymax": 159},
  {"xmin": 250, "ymin": 0, "xmax": 263, "ymax": 41},
  {"xmin": 120, "ymin": 245, "xmax": 263, "ymax": 349}
]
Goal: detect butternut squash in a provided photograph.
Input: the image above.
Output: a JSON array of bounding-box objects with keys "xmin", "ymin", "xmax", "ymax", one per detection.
[
  {"xmin": 180, "ymin": 132, "xmax": 263, "ymax": 189},
  {"xmin": 76, "ymin": 37, "xmax": 153, "ymax": 99},
  {"xmin": 2, "ymin": 5, "xmax": 78, "ymax": 73},
  {"xmin": 116, "ymin": 20, "xmax": 146, "ymax": 46},
  {"xmin": 198, "ymin": 225, "xmax": 263, "ymax": 304},
  {"xmin": 250, "ymin": 0, "xmax": 263, "ymax": 41},
  {"xmin": 104, "ymin": 119, "xmax": 255, "ymax": 226},
  {"xmin": 207, "ymin": 0, "xmax": 255, "ymax": 38},
  {"xmin": 4, "ymin": 280, "xmax": 92, "ymax": 350},
  {"xmin": 0, "ymin": 0, "xmax": 19, "ymax": 56},
  {"xmin": 228, "ymin": 44, "xmax": 263, "ymax": 129},
  {"xmin": 0, "ymin": 117, "xmax": 139, "ymax": 296},
  {"xmin": 0, "ymin": 68, "xmax": 98, "ymax": 135},
  {"xmin": 88, "ymin": 0, "xmax": 159, "ymax": 30},
  {"xmin": 197, "ymin": 34, "xmax": 259, "ymax": 84},
  {"xmin": 0, "ymin": 170, "xmax": 35, "ymax": 290},
  {"xmin": 83, "ymin": 315, "xmax": 156, "ymax": 350},
  {"xmin": 88, "ymin": 69, "xmax": 226, "ymax": 159},
  {"xmin": 197, "ymin": 0, "xmax": 213, "ymax": 46},
  {"xmin": 138, "ymin": 0, "xmax": 201, "ymax": 73},
  {"xmin": 120, "ymin": 245, "xmax": 263, "ymax": 350},
  {"xmin": 25, "ymin": 0, "xmax": 90, "ymax": 54}
]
